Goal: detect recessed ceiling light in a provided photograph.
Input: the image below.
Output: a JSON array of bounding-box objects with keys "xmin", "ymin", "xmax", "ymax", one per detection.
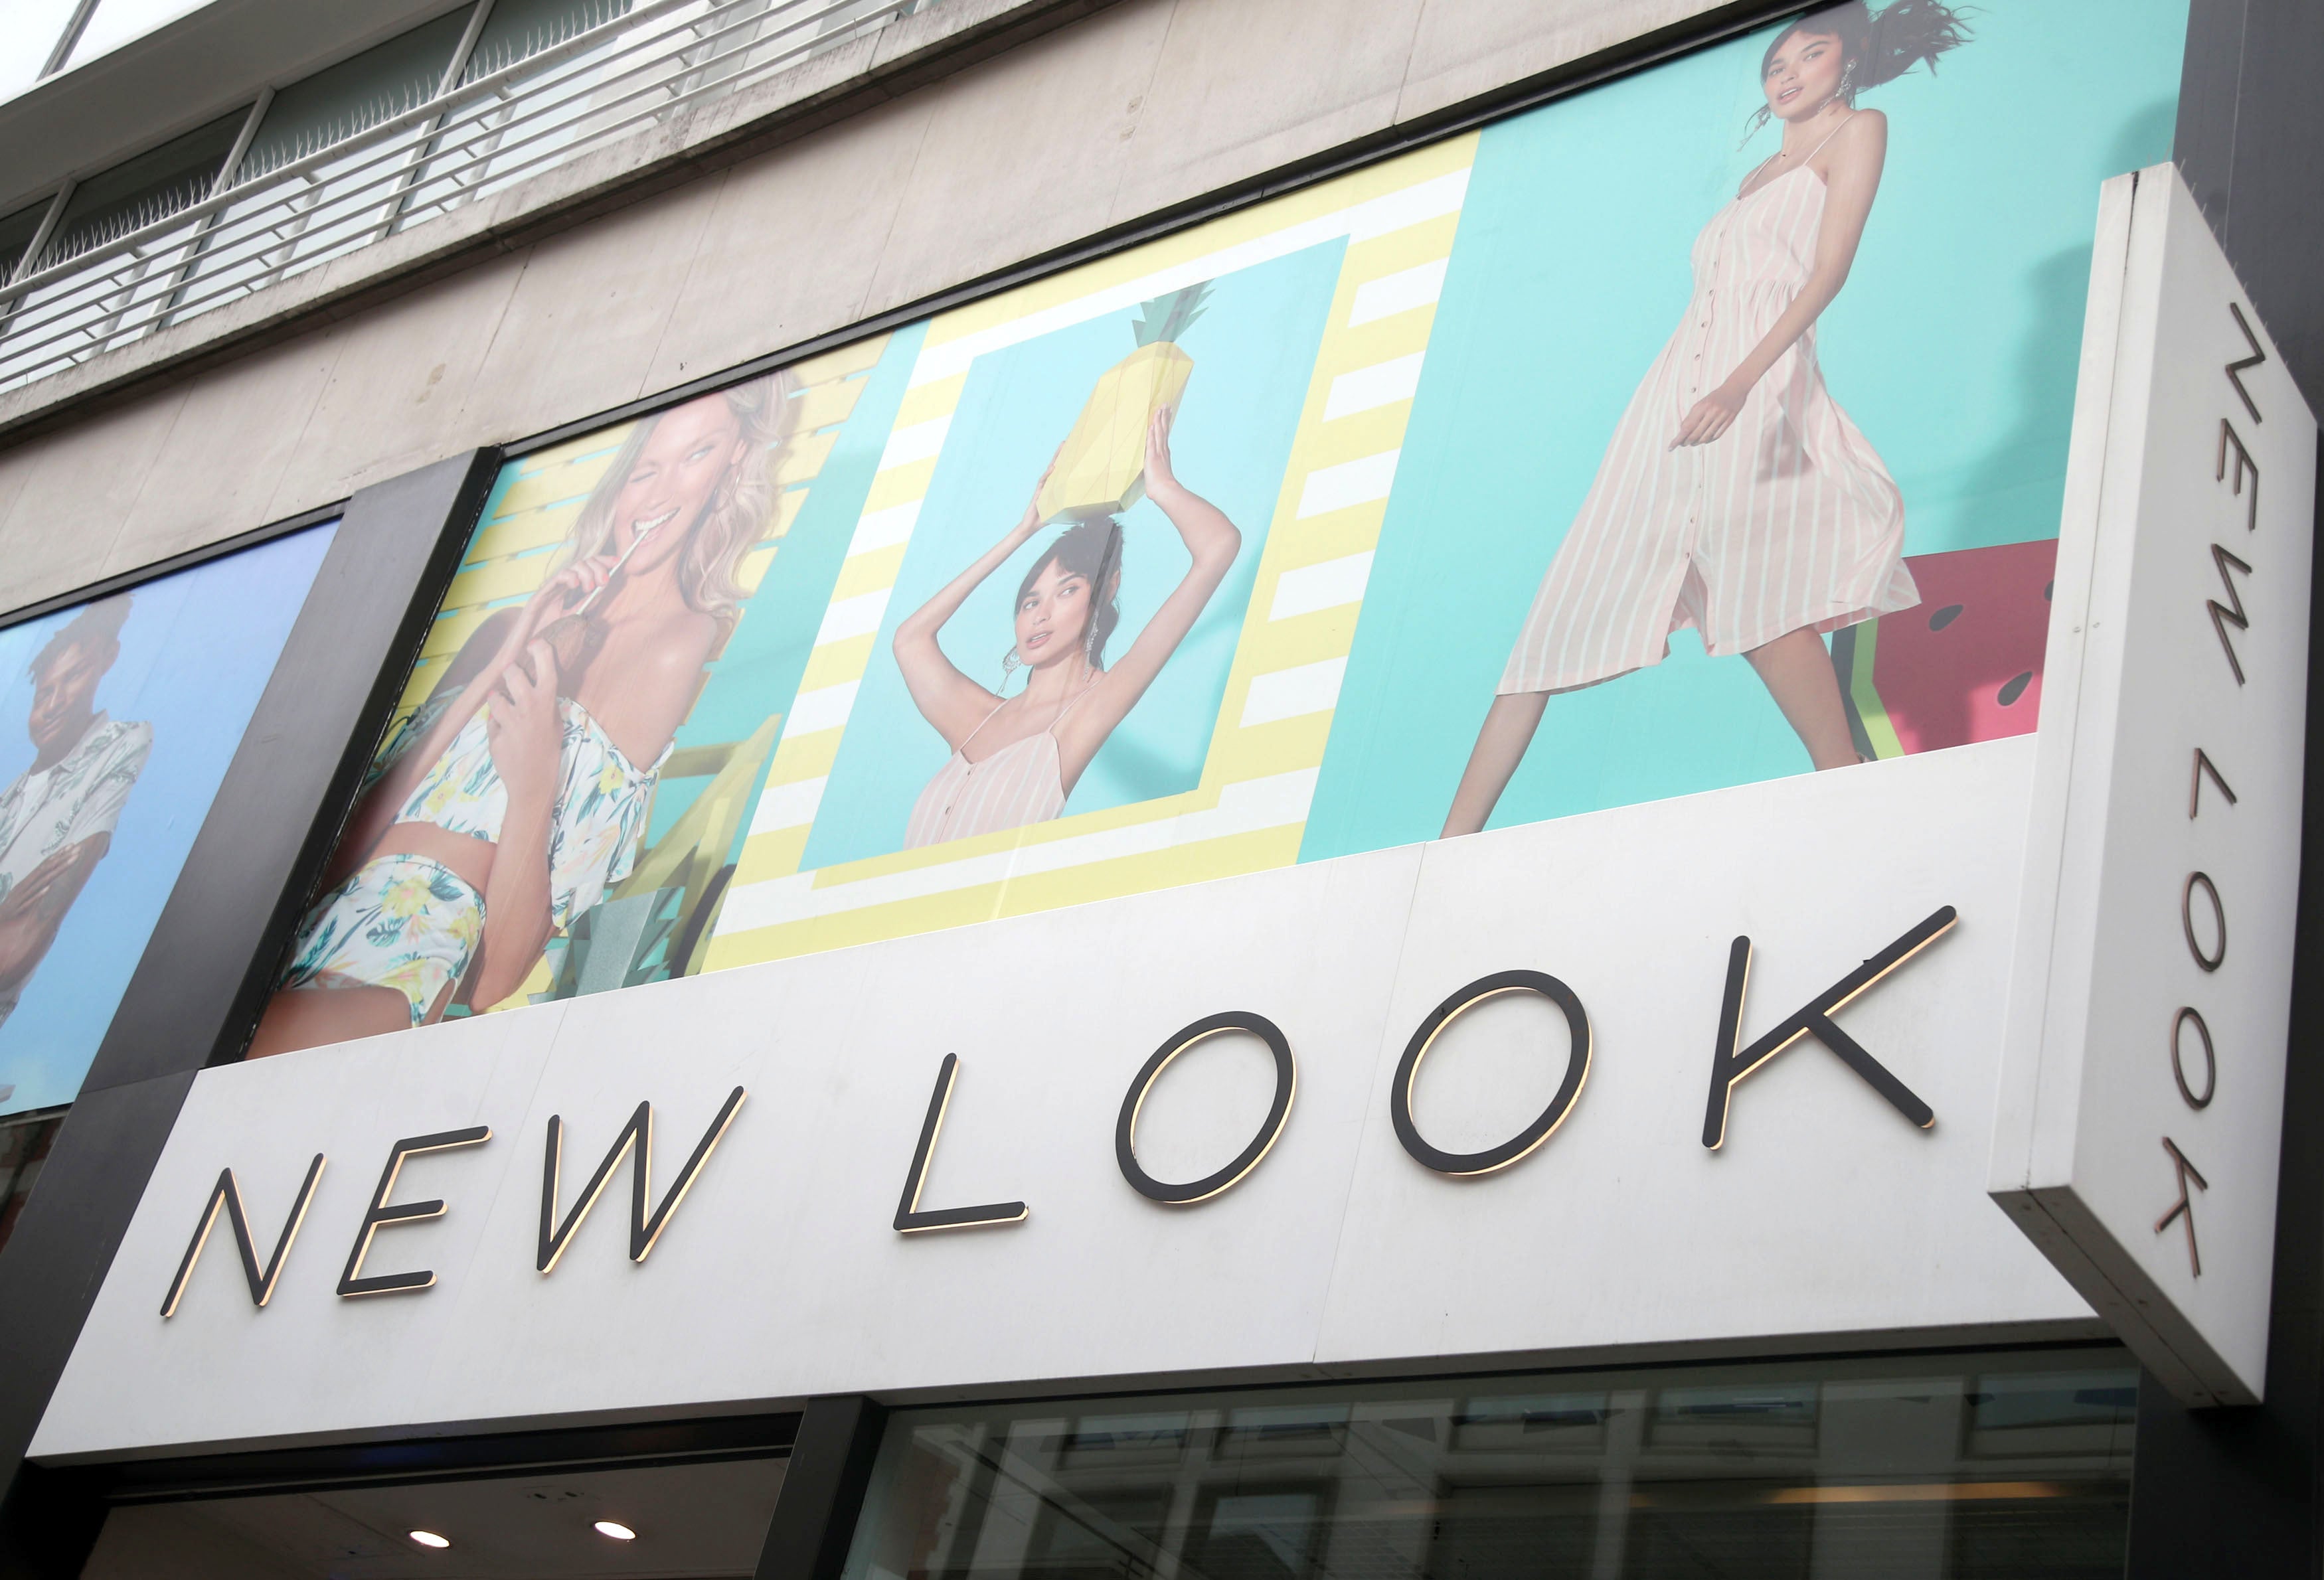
[
  {"xmin": 408, "ymin": 1530, "xmax": 452, "ymax": 1549},
  {"xmin": 593, "ymin": 1520, "xmax": 638, "ymax": 1541}
]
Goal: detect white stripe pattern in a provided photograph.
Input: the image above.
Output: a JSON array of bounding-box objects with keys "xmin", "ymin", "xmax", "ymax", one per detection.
[
  {"xmin": 1323, "ymin": 353, "xmax": 1426, "ymax": 420},
  {"xmin": 1240, "ymin": 659, "xmax": 1347, "ymax": 727},
  {"xmin": 785, "ymin": 681, "xmax": 861, "ymax": 736},
  {"xmin": 749, "ymin": 775, "xmax": 828, "ymax": 834},
  {"xmin": 1269, "ymin": 552, "xmax": 1374, "ymax": 621},
  {"xmin": 1296, "ymin": 450, "xmax": 1400, "ymax": 519},
  {"xmin": 1347, "ymin": 260, "xmax": 1448, "ymax": 327}
]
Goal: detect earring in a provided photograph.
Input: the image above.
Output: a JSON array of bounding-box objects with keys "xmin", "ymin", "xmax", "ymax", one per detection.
[
  {"xmin": 1001, "ymin": 647, "xmax": 1022, "ymax": 685},
  {"xmin": 1839, "ymin": 62, "xmax": 1857, "ymax": 101}
]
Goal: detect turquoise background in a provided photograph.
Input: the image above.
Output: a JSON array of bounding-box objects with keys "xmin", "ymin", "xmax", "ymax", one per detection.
[
  {"xmin": 0, "ymin": 523, "xmax": 335, "ymax": 1115},
  {"xmin": 803, "ymin": 240, "xmax": 1344, "ymax": 868},
  {"xmin": 1301, "ymin": 0, "xmax": 2189, "ymax": 861}
]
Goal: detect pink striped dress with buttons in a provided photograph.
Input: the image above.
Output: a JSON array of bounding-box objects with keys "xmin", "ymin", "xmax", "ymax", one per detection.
[
  {"xmin": 905, "ymin": 687, "xmax": 1093, "ymax": 849},
  {"xmin": 1499, "ymin": 150, "xmax": 1916, "ymax": 697}
]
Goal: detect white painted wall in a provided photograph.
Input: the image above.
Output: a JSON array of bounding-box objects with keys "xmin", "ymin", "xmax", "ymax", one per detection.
[{"xmin": 35, "ymin": 736, "xmax": 2092, "ymax": 1462}]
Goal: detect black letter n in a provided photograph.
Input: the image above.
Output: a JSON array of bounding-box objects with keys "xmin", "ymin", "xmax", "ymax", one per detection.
[{"xmin": 160, "ymin": 1155, "xmax": 327, "ymax": 1316}]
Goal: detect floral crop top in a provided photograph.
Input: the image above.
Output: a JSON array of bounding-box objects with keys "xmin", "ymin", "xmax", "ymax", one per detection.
[{"xmin": 394, "ymin": 692, "xmax": 668, "ymax": 929}]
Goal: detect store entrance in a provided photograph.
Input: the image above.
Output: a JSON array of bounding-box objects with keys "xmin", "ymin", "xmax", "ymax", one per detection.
[{"xmin": 70, "ymin": 1415, "xmax": 792, "ymax": 1579}]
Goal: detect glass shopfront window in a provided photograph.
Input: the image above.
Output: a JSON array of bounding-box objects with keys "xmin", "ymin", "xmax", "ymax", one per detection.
[
  {"xmin": 845, "ymin": 1350, "xmax": 2138, "ymax": 1580},
  {"xmin": 80, "ymin": 1445, "xmax": 788, "ymax": 1577}
]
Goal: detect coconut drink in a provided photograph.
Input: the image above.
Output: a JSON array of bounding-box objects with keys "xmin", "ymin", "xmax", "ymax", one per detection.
[{"xmin": 1037, "ymin": 282, "xmax": 1210, "ymax": 524}]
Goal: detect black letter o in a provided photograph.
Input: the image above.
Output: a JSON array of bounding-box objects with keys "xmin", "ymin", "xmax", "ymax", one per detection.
[
  {"xmin": 1116, "ymin": 1012, "xmax": 1294, "ymax": 1206},
  {"xmin": 2172, "ymin": 1006, "xmax": 2217, "ymax": 1109},
  {"xmin": 1392, "ymin": 971, "xmax": 1592, "ymax": 1176},
  {"xmin": 2183, "ymin": 872, "xmax": 2226, "ymax": 973}
]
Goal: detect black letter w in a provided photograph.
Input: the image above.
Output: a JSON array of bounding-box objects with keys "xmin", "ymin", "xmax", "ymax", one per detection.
[{"xmin": 537, "ymin": 1088, "xmax": 746, "ymax": 1272}]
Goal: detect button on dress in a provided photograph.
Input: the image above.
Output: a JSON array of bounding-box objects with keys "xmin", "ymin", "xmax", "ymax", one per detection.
[{"xmin": 1499, "ymin": 159, "xmax": 1916, "ymax": 696}]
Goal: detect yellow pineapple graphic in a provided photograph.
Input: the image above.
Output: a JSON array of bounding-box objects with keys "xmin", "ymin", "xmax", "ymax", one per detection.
[{"xmin": 1037, "ymin": 283, "xmax": 1212, "ymax": 524}]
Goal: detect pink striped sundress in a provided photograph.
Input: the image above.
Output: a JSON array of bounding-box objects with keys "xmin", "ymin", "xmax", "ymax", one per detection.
[
  {"xmin": 1498, "ymin": 159, "xmax": 1916, "ymax": 696},
  {"xmin": 904, "ymin": 687, "xmax": 1091, "ymax": 849}
]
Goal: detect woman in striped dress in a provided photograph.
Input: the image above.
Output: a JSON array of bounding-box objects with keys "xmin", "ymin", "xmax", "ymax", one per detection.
[
  {"xmin": 895, "ymin": 406, "xmax": 1242, "ymax": 848},
  {"xmin": 1444, "ymin": 0, "xmax": 1968, "ymax": 837}
]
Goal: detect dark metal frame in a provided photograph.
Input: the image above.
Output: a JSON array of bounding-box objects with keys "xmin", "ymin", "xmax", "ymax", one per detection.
[{"xmin": 0, "ymin": 449, "xmax": 499, "ymax": 1578}]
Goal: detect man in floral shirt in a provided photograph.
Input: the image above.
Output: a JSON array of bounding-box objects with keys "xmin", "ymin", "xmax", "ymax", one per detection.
[{"xmin": 0, "ymin": 596, "xmax": 151, "ymax": 1030}]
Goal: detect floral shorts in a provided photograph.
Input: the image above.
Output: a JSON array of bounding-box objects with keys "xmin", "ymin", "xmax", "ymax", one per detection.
[{"xmin": 279, "ymin": 853, "xmax": 485, "ymax": 1026}]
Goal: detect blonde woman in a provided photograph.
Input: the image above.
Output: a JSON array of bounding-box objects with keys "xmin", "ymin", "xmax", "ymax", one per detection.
[{"xmin": 252, "ymin": 377, "xmax": 793, "ymax": 1055}]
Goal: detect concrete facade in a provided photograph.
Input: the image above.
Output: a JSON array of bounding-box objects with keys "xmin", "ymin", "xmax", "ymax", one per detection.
[{"xmin": 0, "ymin": 0, "xmax": 1737, "ymax": 618}]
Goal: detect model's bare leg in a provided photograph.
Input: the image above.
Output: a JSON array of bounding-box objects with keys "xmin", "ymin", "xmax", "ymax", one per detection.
[
  {"xmin": 246, "ymin": 986, "xmax": 414, "ymax": 1058},
  {"xmin": 1745, "ymin": 627, "xmax": 1860, "ymax": 771},
  {"xmin": 1443, "ymin": 690, "xmax": 1550, "ymax": 837}
]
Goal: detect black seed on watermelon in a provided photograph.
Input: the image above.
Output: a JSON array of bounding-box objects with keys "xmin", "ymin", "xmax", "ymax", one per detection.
[
  {"xmin": 1929, "ymin": 603, "xmax": 1965, "ymax": 630},
  {"xmin": 1998, "ymin": 670, "xmax": 2034, "ymax": 706}
]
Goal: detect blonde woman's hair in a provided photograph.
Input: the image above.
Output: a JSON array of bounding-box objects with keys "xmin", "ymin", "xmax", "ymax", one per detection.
[{"xmin": 560, "ymin": 368, "xmax": 801, "ymax": 619}]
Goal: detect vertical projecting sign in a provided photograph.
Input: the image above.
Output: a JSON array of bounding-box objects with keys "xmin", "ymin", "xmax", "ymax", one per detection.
[{"xmin": 1992, "ymin": 166, "xmax": 2316, "ymax": 1407}]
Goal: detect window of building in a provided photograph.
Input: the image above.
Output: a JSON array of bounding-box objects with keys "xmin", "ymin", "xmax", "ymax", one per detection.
[
  {"xmin": 0, "ymin": 201, "xmax": 50, "ymax": 285},
  {"xmin": 844, "ymin": 1352, "xmax": 2141, "ymax": 1580},
  {"xmin": 394, "ymin": 0, "xmax": 636, "ymax": 228},
  {"xmin": 3, "ymin": 110, "xmax": 241, "ymax": 369},
  {"xmin": 160, "ymin": 7, "xmax": 475, "ymax": 323}
]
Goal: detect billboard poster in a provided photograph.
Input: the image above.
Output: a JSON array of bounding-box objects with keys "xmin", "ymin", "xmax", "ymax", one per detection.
[
  {"xmin": 0, "ymin": 522, "xmax": 336, "ymax": 1112},
  {"xmin": 254, "ymin": 0, "xmax": 2190, "ymax": 1056}
]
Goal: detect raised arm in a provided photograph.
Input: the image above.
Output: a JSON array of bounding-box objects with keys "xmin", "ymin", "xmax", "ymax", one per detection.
[
  {"xmin": 1673, "ymin": 110, "xmax": 1888, "ymax": 449},
  {"xmin": 892, "ymin": 469, "xmax": 1050, "ymax": 750},
  {"xmin": 1055, "ymin": 407, "xmax": 1240, "ymax": 782}
]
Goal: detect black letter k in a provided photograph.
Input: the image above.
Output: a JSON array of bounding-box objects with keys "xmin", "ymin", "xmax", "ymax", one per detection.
[{"xmin": 1702, "ymin": 907, "xmax": 1957, "ymax": 1150}]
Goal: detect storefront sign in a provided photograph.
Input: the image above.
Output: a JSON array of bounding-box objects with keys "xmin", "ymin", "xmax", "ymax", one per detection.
[
  {"xmin": 39, "ymin": 742, "xmax": 2081, "ymax": 1460},
  {"xmin": 1990, "ymin": 165, "xmax": 2317, "ymax": 1408},
  {"xmin": 159, "ymin": 900, "xmax": 1972, "ymax": 1313}
]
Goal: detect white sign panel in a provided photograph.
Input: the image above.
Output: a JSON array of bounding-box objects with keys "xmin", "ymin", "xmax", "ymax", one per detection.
[
  {"xmin": 37, "ymin": 740, "xmax": 2089, "ymax": 1461},
  {"xmin": 1991, "ymin": 165, "xmax": 2316, "ymax": 1407}
]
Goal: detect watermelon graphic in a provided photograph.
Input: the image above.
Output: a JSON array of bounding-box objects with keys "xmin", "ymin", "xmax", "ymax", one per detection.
[{"xmin": 1833, "ymin": 538, "xmax": 2058, "ymax": 759}]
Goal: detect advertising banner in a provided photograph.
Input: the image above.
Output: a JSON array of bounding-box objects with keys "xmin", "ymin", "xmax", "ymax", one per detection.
[
  {"xmin": 0, "ymin": 523, "xmax": 337, "ymax": 1113},
  {"xmin": 253, "ymin": 0, "xmax": 2191, "ymax": 1058}
]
